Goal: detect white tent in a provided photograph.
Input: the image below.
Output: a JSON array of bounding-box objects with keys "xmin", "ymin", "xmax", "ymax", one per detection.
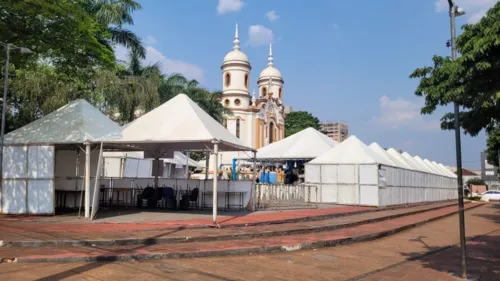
[
  {"xmin": 100, "ymin": 94, "xmax": 253, "ymax": 152},
  {"xmin": 2, "ymin": 99, "xmax": 120, "ymax": 217},
  {"xmin": 98, "ymin": 94, "xmax": 255, "ymax": 224},
  {"xmin": 385, "ymin": 148, "xmax": 415, "ymax": 170},
  {"xmin": 306, "ymin": 136, "xmax": 457, "ymax": 207},
  {"xmin": 368, "ymin": 143, "xmax": 397, "ymax": 167},
  {"xmin": 254, "ymin": 127, "xmax": 337, "ymax": 160}
]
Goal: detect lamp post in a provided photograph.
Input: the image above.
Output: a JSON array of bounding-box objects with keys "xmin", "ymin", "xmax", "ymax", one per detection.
[
  {"xmin": 446, "ymin": 1, "xmax": 467, "ymax": 279},
  {"xmin": 0, "ymin": 43, "xmax": 32, "ymax": 182}
]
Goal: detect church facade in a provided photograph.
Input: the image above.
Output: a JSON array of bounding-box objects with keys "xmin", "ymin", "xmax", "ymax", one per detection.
[{"xmin": 216, "ymin": 24, "xmax": 287, "ymax": 165}]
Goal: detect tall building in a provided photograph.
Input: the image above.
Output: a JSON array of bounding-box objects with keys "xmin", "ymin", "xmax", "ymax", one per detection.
[
  {"xmin": 213, "ymin": 24, "xmax": 287, "ymax": 165},
  {"xmin": 320, "ymin": 121, "xmax": 348, "ymax": 142}
]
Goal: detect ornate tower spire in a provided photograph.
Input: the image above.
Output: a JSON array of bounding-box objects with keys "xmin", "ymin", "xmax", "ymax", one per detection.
[
  {"xmin": 252, "ymin": 89, "xmax": 256, "ymax": 103},
  {"xmin": 233, "ymin": 23, "xmax": 240, "ymax": 50},
  {"xmin": 267, "ymin": 42, "xmax": 274, "ymax": 66}
]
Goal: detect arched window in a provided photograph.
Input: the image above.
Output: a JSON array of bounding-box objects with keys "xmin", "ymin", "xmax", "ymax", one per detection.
[
  {"xmin": 279, "ymin": 87, "xmax": 282, "ymax": 99},
  {"xmin": 244, "ymin": 73, "xmax": 249, "ymax": 88},
  {"xmin": 269, "ymin": 122, "xmax": 274, "ymax": 143},
  {"xmin": 225, "ymin": 72, "xmax": 231, "ymax": 87},
  {"xmin": 222, "ymin": 118, "xmax": 227, "ymax": 128},
  {"xmin": 236, "ymin": 118, "xmax": 241, "ymax": 138},
  {"xmin": 261, "ymin": 87, "xmax": 267, "ymax": 97}
]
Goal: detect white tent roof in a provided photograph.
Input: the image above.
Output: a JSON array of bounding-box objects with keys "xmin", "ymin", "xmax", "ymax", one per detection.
[
  {"xmin": 255, "ymin": 127, "xmax": 337, "ymax": 160},
  {"xmin": 309, "ymin": 135, "xmax": 393, "ymax": 166},
  {"xmin": 431, "ymin": 161, "xmax": 453, "ymax": 177},
  {"xmin": 99, "ymin": 94, "xmax": 253, "ymax": 152},
  {"xmin": 385, "ymin": 148, "xmax": 415, "ymax": 170},
  {"xmin": 368, "ymin": 143, "xmax": 397, "ymax": 167},
  {"xmin": 413, "ymin": 156, "xmax": 436, "ymax": 174},
  {"xmin": 401, "ymin": 152, "xmax": 428, "ymax": 173},
  {"xmin": 5, "ymin": 99, "xmax": 120, "ymax": 145},
  {"xmin": 423, "ymin": 159, "xmax": 445, "ymax": 176},
  {"xmin": 438, "ymin": 163, "xmax": 457, "ymax": 178}
]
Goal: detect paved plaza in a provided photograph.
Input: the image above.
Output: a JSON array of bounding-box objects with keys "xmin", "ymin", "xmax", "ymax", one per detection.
[{"xmin": 0, "ymin": 203, "xmax": 498, "ymax": 280}]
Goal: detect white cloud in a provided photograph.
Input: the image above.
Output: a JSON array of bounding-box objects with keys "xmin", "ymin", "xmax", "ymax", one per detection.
[
  {"xmin": 373, "ymin": 96, "xmax": 441, "ymax": 131},
  {"xmin": 248, "ymin": 25, "xmax": 274, "ymax": 46},
  {"xmin": 265, "ymin": 10, "xmax": 280, "ymax": 22},
  {"xmin": 114, "ymin": 45, "xmax": 204, "ymax": 83},
  {"xmin": 217, "ymin": 0, "xmax": 244, "ymax": 15},
  {"xmin": 434, "ymin": 0, "xmax": 497, "ymax": 23},
  {"xmin": 143, "ymin": 35, "xmax": 158, "ymax": 45}
]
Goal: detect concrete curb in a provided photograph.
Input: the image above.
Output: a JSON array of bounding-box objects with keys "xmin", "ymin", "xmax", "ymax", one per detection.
[
  {"xmin": 2, "ymin": 202, "xmax": 461, "ymax": 248},
  {"xmin": 12, "ymin": 203, "xmax": 483, "ymax": 263}
]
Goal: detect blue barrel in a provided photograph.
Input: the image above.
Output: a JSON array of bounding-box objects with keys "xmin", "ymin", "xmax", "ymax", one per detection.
[
  {"xmin": 260, "ymin": 171, "xmax": 266, "ymax": 183},
  {"xmin": 269, "ymin": 172, "xmax": 277, "ymax": 184}
]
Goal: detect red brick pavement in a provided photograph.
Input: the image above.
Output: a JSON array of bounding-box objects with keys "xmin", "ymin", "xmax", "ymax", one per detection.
[
  {"xmin": 0, "ymin": 205, "xmax": 372, "ymax": 233},
  {"xmin": 0, "ymin": 201, "xmax": 455, "ymax": 243},
  {"xmin": 0, "ymin": 202, "xmax": 480, "ymax": 262},
  {"xmin": 0, "ymin": 203, "xmax": 498, "ymax": 281}
]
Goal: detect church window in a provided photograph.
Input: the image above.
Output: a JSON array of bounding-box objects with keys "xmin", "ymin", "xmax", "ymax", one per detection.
[
  {"xmin": 269, "ymin": 122, "xmax": 274, "ymax": 143},
  {"xmin": 279, "ymin": 87, "xmax": 282, "ymax": 99},
  {"xmin": 225, "ymin": 72, "xmax": 231, "ymax": 87},
  {"xmin": 222, "ymin": 118, "xmax": 227, "ymax": 128},
  {"xmin": 244, "ymin": 73, "xmax": 249, "ymax": 88},
  {"xmin": 236, "ymin": 118, "xmax": 241, "ymax": 138},
  {"xmin": 261, "ymin": 87, "xmax": 267, "ymax": 97},
  {"xmin": 234, "ymin": 99, "xmax": 241, "ymax": 106},
  {"xmin": 224, "ymin": 99, "xmax": 230, "ymax": 106}
]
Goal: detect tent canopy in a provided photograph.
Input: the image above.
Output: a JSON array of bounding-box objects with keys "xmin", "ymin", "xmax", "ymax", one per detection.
[
  {"xmin": 252, "ymin": 127, "xmax": 337, "ymax": 160},
  {"xmin": 5, "ymin": 99, "xmax": 120, "ymax": 145},
  {"xmin": 384, "ymin": 148, "xmax": 415, "ymax": 170},
  {"xmin": 368, "ymin": 143, "xmax": 397, "ymax": 167},
  {"xmin": 99, "ymin": 94, "xmax": 254, "ymax": 152},
  {"xmin": 309, "ymin": 135, "xmax": 393, "ymax": 166}
]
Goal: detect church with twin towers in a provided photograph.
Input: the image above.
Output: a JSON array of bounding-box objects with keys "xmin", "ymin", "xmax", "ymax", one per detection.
[{"xmin": 216, "ymin": 24, "xmax": 287, "ymax": 165}]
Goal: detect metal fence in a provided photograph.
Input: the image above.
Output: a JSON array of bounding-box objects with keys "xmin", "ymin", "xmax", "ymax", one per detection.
[{"xmin": 255, "ymin": 184, "xmax": 318, "ymax": 210}]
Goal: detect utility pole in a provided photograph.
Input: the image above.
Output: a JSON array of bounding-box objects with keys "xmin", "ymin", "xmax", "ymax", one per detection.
[{"xmin": 447, "ymin": 0, "xmax": 467, "ymax": 279}]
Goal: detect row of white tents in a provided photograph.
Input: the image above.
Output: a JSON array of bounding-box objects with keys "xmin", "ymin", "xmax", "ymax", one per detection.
[{"xmin": 245, "ymin": 127, "xmax": 458, "ymax": 207}]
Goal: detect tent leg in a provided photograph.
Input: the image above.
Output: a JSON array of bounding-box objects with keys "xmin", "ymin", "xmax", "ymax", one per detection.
[
  {"xmin": 205, "ymin": 152, "xmax": 210, "ymax": 180},
  {"xmin": 154, "ymin": 157, "xmax": 160, "ymax": 188},
  {"xmin": 212, "ymin": 142, "xmax": 219, "ymax": 227},
  {"xmin": 84, "ymin": 143, "xmax": 91, "ymax": 218},
  {"xmin": 185, "ymin": 151, "xmax": 190, "ymax": 179},
  {"xmin": 90, "ymin": 142, "xmax": 104, "ymax": 220},
  {"xmin": 251, "ymin": 151, "xmax": 257, "ymax": 211}
]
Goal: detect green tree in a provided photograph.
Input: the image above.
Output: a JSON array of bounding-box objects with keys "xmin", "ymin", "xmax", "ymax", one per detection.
[
  {"xmin": 284, "ymin": 111, "xmax": 320, "ymax": 137},
  {"xmin": 466, "ymin": 178, "xmax": 485, "ymax": 186},
  {"xmin": 409, "ymin": 3, "xmax": 500, "ymax": 165},
  {"xmin": 0, "ymin": 0, "xmax": 115, "ymax": 72},
  {"xmin": 109, "ymin": 49, "xmax": 162, "ymax": 123},
  {"xmin": 158, "ymin": 74, "xmax": 199, "ymax": 103},
  {"xmin": 84, "ymin": 0, "xmax": 146, "ymax": 58}
]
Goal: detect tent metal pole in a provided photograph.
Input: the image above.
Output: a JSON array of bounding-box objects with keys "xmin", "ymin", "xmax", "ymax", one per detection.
[
  {"xmin": 212, "ymin": 141, "xmax": 219, "ymax": 227},
  {"xmin": 251, "ymin": 151, "xmax": 257, "ymax": 211},
  {"xmin": 84, "ymin": 143, "xmax": 91, "ymax": 218},
  {"xmin": 90, "ymin": 142, "xmax": 104, "ymax": 220}
]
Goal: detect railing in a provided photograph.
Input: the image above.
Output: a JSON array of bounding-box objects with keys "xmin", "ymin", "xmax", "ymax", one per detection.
[{"xmin": 256, "ymin": 184, "xmax": 319, "ymax": 210}]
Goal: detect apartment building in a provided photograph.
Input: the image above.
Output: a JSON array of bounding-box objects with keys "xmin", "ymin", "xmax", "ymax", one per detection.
[{"xmin": 320, "ymin": 121, "xmax": 348, "ymax": 142}]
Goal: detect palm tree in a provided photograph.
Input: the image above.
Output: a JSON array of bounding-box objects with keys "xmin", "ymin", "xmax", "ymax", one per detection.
[
  {"xmin": 110, "ymin": 49, "xmax": 162, "ymax": 122},
  {"xmin": 85, "ymin": 0, "xmax": 146, "ymax": 58},
  {"xmin": 158, "ymin": 73, "xmax": 199, "ymax": 103}
]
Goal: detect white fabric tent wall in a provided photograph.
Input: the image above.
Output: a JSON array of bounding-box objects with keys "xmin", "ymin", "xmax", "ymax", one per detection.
[
  {"xmin": 305, "ymin": 136, "xmax": 457, "ymax": 207},
  {"xmin": 2, "ymin": 146, "xmax": 55, "ymax": 214}
]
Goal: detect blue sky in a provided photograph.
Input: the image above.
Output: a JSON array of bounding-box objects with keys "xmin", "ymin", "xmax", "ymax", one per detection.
[{"xmin": 116, "ymin": 0, "xmax": 498, "ymax": 169}]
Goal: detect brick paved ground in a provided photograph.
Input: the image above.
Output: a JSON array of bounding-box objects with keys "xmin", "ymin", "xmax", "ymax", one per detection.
[
  {"xmin": 0, "ymin": 202, "xmax": 483, "ymax": 264},
  {"xmin": 0, "ymin": 202, "xmax": 454, "ymax": 243},
  {"xmin": 0, "ymin": 203, "xmax": 497, "ymax": 281}
]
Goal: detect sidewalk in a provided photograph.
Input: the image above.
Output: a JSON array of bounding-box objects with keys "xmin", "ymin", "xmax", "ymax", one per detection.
[
  {"xmin": 0, "ymin": 202, "xmax": 481, "ymax": 263},
  {"xmin": 0, "ymin": 203, "xmax": 497, "ymax": 281},
  {"xmin": 0, "ymin": 201, "xmax": 458, "ymax": 245}
]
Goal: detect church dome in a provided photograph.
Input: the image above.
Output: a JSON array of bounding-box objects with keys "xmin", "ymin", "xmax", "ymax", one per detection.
[
  {"xmin": 259, "ymin": 66, "xmax": 281, "ymax": 78},
  {"xmin": 258, "ymin": 43, "xmax": 282, "ymax": 80},
  {"xmin": 223, "ymin": 50, "xmax": 249, "ymax": 64},
  {"xmin": 222, "ymin": 24, "xmax": 250, "ymax": 66}
]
